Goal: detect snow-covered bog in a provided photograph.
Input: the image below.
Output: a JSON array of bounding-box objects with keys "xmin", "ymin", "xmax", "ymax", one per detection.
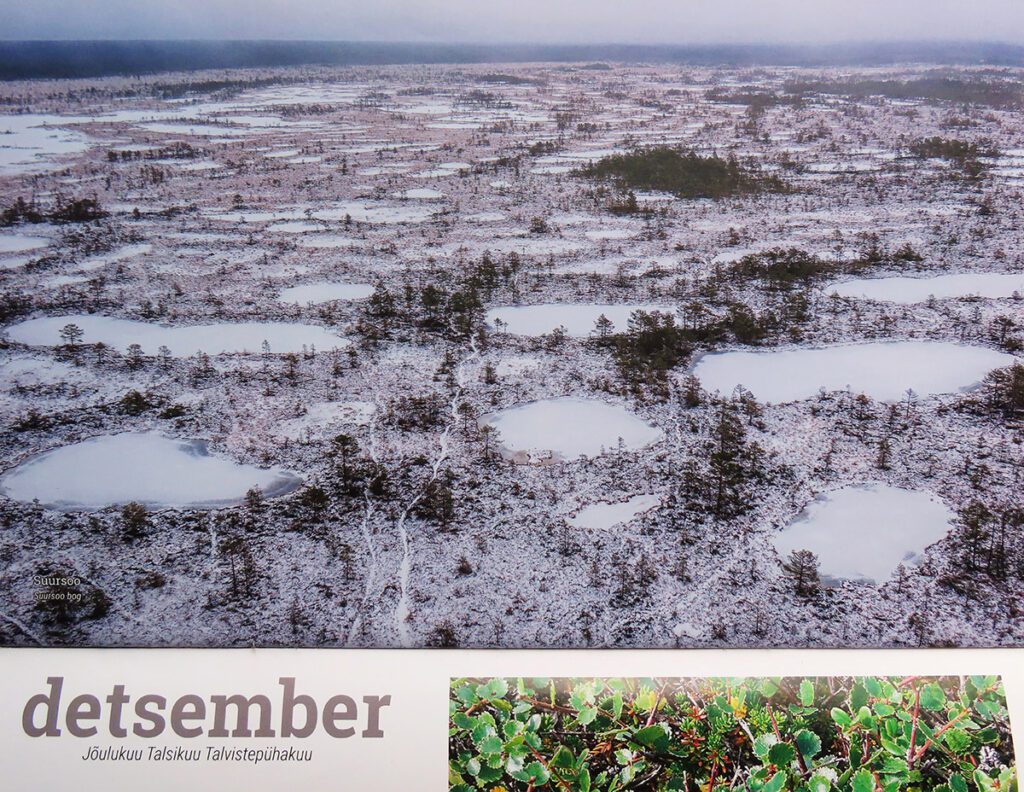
[{"xmin": 0, "ymin": 60, "xmax": 1022, "ymax": 649}]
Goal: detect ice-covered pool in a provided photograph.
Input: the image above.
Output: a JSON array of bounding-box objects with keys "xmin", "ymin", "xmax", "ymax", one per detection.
[
  {"xmin": 773, "ymin": 484, "xmax": 954, "ymax": 584},
  {"xmin": 826, "ymin": 272, "xmax": 1024, "ymax": 303},
  {"xmin": 692, "ymin": 341, "xmax": 1016, "ymax": 402},
  {"xmin": 1, "ymin": 432, "xmax": 302, "ymax": 510},
  {"xmin": 480, "ymin": 397, "xmax": 663, "ymax": 462},
  {"xmin": 5, "ymin": 315, "xmax": 347, "ymax": 355},
  {"xmin": 486, "ymin": 303, "xmax": 674, "ymax": 338}
]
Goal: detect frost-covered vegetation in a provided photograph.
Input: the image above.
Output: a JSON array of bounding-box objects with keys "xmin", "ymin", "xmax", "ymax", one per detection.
[
  {"xmin": 0, "ymin": 59, "xmax": 1022, "ymax": 648},
  {"xmin": 448, "ymin": 676, "xmax": 1016, "ymax": 792}
]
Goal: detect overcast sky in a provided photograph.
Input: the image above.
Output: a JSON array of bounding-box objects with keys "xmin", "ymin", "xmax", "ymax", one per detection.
[{"xmin": 3, "ymin": 0, "xmax": 1023, "ymax": 44}]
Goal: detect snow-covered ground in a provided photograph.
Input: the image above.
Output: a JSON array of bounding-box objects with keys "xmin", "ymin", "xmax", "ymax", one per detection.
[{"xmin": 0, "ymin": 60, "xmax": 1022, "ymax": 650}]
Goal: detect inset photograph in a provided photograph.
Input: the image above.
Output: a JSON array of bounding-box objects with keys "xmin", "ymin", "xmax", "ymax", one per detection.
[{"xmin": 449, "ymin": 676, "xmax": 1015, "ymax": 791}]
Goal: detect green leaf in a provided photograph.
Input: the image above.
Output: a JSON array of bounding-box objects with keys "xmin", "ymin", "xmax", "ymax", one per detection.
[
  {"xmin": 865, "ymin": 678, "xmax": 884, "ymax": 698},
  {"xmin": 945, "ymin": 728, "xmax": 972, "ymax": 755},
  {"xmin": 578, "ymin": 767, "xmax": 591, "ymax": 792},
  {"xmin": 478, "ymin": 735, "xmax": 502, "ymax": 756},
  {"xmin": 471, "ymin": 721, "xmax": 496, "ymax": 746},
  {"xmin": 973, "ymin": 769, "xmax": 996, "ymax": 792},
  {"xmin": 851, "ymin": 684, "xmax": 869, "ymax": 712},
  {"xmin": 577, "ymin": 706, "xmax": 598, "ymax": 726},
  {"xmin": 920, "ymin": 683, "xmax": 947, "ymax": 712},
  {"xmin": 476, "ymin": 678, "xmax": 508, "ymax": 701},
  {"xmin": 800, "ymin": 679, "xmax": 815, "ymax": 706},
  {"xmin": 611, "ymin": 691, "xmax": 623, "ymax": 721},
  {"xmin": 525, "ymin": 761, "xmax": 550, "ymax": 785},
  {"xmin": 633, "ymin": 723, "xmax": 671, "ymax": 752},
  {"xmin": 852, "ymin": 768, "xmax": 875, "ymax": 792},
  {"xmin": 880, "ymin": 736, "xmax": 906, "ymax": 757},
  {"xmin": 478, "ymin": 764, "xmax": 503, "ymax": 783},
  {"xmin": 456, "ymin": 684, "xmax": 479, "ymax": 705},
  {"xmin": 763, "ymin": 771, "xmax": 786, "ymax": 792},
  {"xmin": 949, "ymin": 773, "xmax": 968, "ymax": 792},
  {"xmin": 550, "ymin": 745, "xmax": 575, "ymax": 769},
  {"xmin": 452, "ymin": 711, "xmax": 474, "ymax": 730},
  {"xmin": 796, "ymin": 729, "xmax": 822, "ymax": 759},
  {"xmin": 768, "ymin": 742, "xmax": 797, "ymax": 767},
  {"xmin": 754, "ymin": 733, "xmax": 779, "ymax": 758},
  {"xmin": 808, "ymin": 774, "xmax": 832, "ymax": 792},
  {"xmin": 634, "ymin": 687, "xmax": 658, "ymax": 712},
  {"xmin": 832, "ymin": 708, "xmax": 853, "ymax": 728},
  {"xmin": 465, "ymin": 757, "xmax": 481, "ymax": 777},
  {"xmin": 880, "ymin": 757, "xmax": 909, "ymax": 777},
  {"xmin": 761, "ymin": 679, "xmax": 780, "ymax": 698}
]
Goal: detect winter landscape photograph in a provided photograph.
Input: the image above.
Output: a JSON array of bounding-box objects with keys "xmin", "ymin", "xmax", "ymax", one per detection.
[{"xmin": 0, "ymin": 1, "xmax": 1023, "ymax": 648}]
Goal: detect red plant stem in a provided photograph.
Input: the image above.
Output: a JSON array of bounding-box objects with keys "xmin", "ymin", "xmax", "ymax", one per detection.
[
  {"xmin": 647, "ymin": 682, "xmax": 670, "ymax": 727},
  {"xmin": 526, "ymin": 743, "xmax": 574, "ymax": 792},
  {"xmin": 912, "ymin": 710, "xmax": 970, "ymax": 763},
  {"xmin": 767, "ymin": 704, "xmax": 807, "ymax": 776},
  {"xmin": 768, "ymin": 705, "xmax": 782, "ymax": 739},
  {"xmin": 907, "ymin": 687, "xmax": 921, "ymax": 768}
]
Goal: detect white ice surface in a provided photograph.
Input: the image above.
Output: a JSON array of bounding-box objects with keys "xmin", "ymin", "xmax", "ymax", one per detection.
[
  {"xmin": 0, "ymin": 233, "xmax": 51, "ymax": 254},
  {"xmin": 481, "ymin": 396, "xmax": 663, "ymax": 462},
  {"xmin": 692, "ymin": 341, "xmax": 1017, "ymax": 403},
  {"xmin": 568, "ymin": 494, "xmax": 661, "ymax": 529},
  {"xmin": 5, "ymin": 314, "xmax": 348, "ymax": 356},
  {"xmin": 487, "ymin": 303, "xmax": 674, "ymax": 338},
  {"xmin": 0, "ymin": 432, "xmax": 301, "ymax": 510},
  {"xmin": 773, "ymin": 483, "xmax": 954, "ymax": 583},
  {"xmin": 826, "ymin": 272, "xmax": 1024, "ymax": 303},
  {"xmin": 277, "ymin": 282, "xmax": 375, "ymax": 304}
]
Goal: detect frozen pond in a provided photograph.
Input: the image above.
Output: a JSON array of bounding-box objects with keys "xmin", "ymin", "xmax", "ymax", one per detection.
[
  {"xmin": 487, "ymin": 303, "xmax": 674, "ymax": 337},
  {"xmin": 278, "ymin": 282, "xmax": 375, "ymax": 304},
  {"xmin": 827, "ymin": 272, "xmax": 1024, "ymax": 303},
  {"xmin": 481, "ymin": 397, "xmax": 663, "ymax": 462},
  {"xmin": 5, "ymin": 315, "xmax": 348, "ymax": 356},
  {"xmin": 0, "ymin": 232, "xmax": 51, "ymax": 254},
  {"xmin": 0, "ymin": 114, "xmax": 92, "ymax": 175},
  {"xmin": 773, "ymin": 484, "xmax": 954, "ymax": 584},
  {"xmin": 568, "ymin": 494, "xmax": 661, "ymax": 529},
  {"xmin": 0, "ymin": 432, "xmax": 301, "ymax": 510},
  {"xmin": 692, "ymin": 341, "xmax": 1017, "ymax": 403},
  {"xmin": 295, "ymin": 234, "xmax": 361, "ymax": 249}
]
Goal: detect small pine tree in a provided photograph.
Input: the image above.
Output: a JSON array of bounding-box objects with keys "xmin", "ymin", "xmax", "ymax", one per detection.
[
  {"xmin": 121, "ymin": 502, "xmax": 149, "ymax": 539},
  {"xmin": 782, "ymin": 549, "xmax": 820, "ymax": 597},
  {"xmin": 593, "ymin": 313, "xmax": 615, "ymax": 346}
]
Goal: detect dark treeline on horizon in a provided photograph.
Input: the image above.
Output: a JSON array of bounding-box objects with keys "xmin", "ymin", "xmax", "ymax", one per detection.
[{"xmin": 1, "ymin": 39, "xmax": 1024, "ymax": 80}]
